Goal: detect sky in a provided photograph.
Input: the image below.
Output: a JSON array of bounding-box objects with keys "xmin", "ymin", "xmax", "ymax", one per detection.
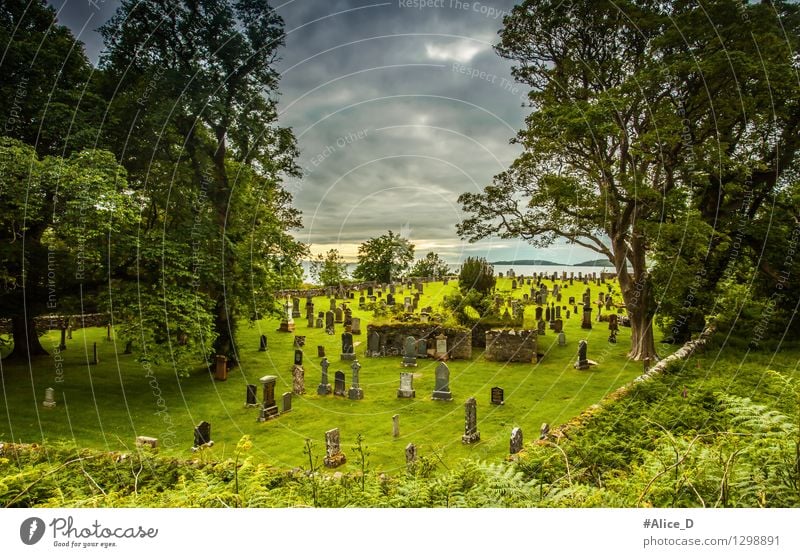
[{"xmin": 48, "ymin": 0, "xmax": 600, "ymax": 264}]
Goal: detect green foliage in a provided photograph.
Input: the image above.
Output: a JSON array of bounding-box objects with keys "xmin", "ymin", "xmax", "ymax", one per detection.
[
  {"xmin": 409, "ymin": 252, "xmax": 451, "ymax": 279},
  {"xmin": 310, "ymin": 249, "xmax": 349, "ymax": 287},
  {"xmin": 352, "ymin": 231, "xmax": 414, "ymax": 283},
  {"xmin": 458, "ymin": 257, "xmax": 495, "ymax": 296}
]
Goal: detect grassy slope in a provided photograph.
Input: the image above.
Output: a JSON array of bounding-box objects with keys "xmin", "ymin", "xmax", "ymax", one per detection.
[{"xmin": 0, "ymin": 277, "xmax": 672, "ymax": 474}]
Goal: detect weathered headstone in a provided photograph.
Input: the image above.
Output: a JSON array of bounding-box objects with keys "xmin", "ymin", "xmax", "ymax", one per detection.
[
  {"xmin": 461, "ymin": 397, "xmax": 480, "ymax": 444},
  {"xmin": 136, "ymin": 436, "xmax": 158, "ymax": 449},
  {"xmin": 329, "ymin": 298, "xmax": 337, "ymax": 311},
  {"xmin": 292, "ymin": 297, "xmax": 301, "ymax": 318},
  {"xmin": 557, "ymin": 331, "xmax": 567, "ymax": 346},
  {"xmin": 392, "ymin": 414, "xmax": 400, "ymax": 438},
  {"xmin": 42, "ymin": 387, "xmax": 56, "ymax": 408},
  {"xmin": 537, "ymin": 320, "xmax": 546, "ymax": 335},
  {"xmin": 397, "ymin": 371, "xmax": 416, "ymax": 398},
  {"xmin": 435, "ymin": 333, "xmax": 448, "ymax": 361},
  {"xmin": 59, "ymin": 327, "xmax": 67, "ymax": 350},
  {"xmin": 608, "ymin": 313, "xmax": 619, "ymax": 331},
  {"xmin": 92, "ymin": 342, "xmax": 99, "ymax": 365},
  {"xmin": 278, "ymin": 301, "xmax": 295, "ymax": 332},
  {"xmin": 405, "ymin": 443, "xmax": 417, "ymax": 468},
  {"xmin": 334, "ymin": 307, "xmax": 344, "ymax": 323},
  {"xmin": 294, "ymin": 349, "xmax": 303, "ymax": 366},
  {"xmin": 402, "ymin": 335, "xmax": 417, "ymax": 367},
  {"xmin": 574, "ymin": 340, "xmax": 590, "ymax": 370},
  {"xmin": 553, "ymin": 318, "xmax": 564, "ymax": 333},
  {"xmin": 510, "ymin": 427, "xmax": 523, "ymax": 455},
  {"xmin": 258, "ymin": 375, "xmax": 279, "ymax": 421},
  {"xmin": 334, "ymin": 370, "xmax": 346, "ymax": 396},
  {"xmin": 245, "ymin": 384, "xmax": 259, "ymax": 408},
  {"xmin": 317, "ymin": 357, "xmax": 332, "ymax": 395},
  {"xmin": 351, "ymin": 317, "xmax": 362, "ymax": 335},
  {"xmin": 387, "ymin": 293, "xmax": 395, "ymax": 306},
  {"xmin": 294, "ymin": 335, "xmax": 306, "ymax": 348},
  {"xmin": 535, "ymin": 307, "xmax": 543, "ymax": 321},
  {"xmin": 491, "ymin": 386, "xmax": 504, "ymax": 405},
  {"xmin": 348, "ymin": 359, "xmax": 363, "ymax": 400},
  {"xmin": 259, "ymin": 334, "xmax": 268, "ymax": 351},
  {"xmin": 282, "ymin": 392, "xmax": 292, "ymax": 413},
  {"xmin": 292, "ymin": 364, "xmax": 305, "ymax": 395},
  {"xmin": 540, "ymin": 422, "xmax": 550, "ymax": 440},
  {"xmin": 341, "ymin": 332, "xmax": 355, "ymax": 361},
  {"xmin": 325, "ymin": 311, "xmax": 335, "ymax": 334},
  {"xmin": 432, "ymin": 362, "xmax": 453, "ymax": 401},
  {"xmin": 323, "ymin": 428, "xmax": 346, "ymax": 468},
  {"xmin": 214, "ymin": 354, "xmax": 227, "ymax": 381},
  {"xmin": 581, "ymin": 304, "xmax": 593, "ymax": 329},
  {"xmin": 367, "ymin": 330, "xmax": 381, "ymax": 357},
  {"xmin": 193, "ymin": 421, "xmax": 212, "ymax": 448},
  {"xmin": 317, "ymin": 345, "xmax": 326, "ymax": 358}
]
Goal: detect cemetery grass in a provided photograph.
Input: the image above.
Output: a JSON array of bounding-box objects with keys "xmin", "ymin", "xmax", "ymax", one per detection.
[{"xmin": 0, "ymin": 279, "xmax": 674, "ymax": 475}]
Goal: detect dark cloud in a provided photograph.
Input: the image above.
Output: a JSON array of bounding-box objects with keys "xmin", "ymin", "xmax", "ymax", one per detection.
[{"xmin": 48, "ymin": 0, "xmax": 598, "ymax": 264}]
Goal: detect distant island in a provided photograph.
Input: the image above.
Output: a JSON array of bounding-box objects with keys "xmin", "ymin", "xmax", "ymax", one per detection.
[{"xmin": 490, "ymin": 258, "xmax": 614, "ymax": 267}]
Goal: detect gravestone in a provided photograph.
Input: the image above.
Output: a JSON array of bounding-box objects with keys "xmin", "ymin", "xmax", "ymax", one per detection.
[
  {"xmin": 491, "ymin": 386, "xmax": 504, "ymax": 405},
  {"xmin": 318, "ymin": 345, "xmax": 326, "ymax": 358},
  {"xmin": 367, "ymin": 330, "xmax": 381, "ymax": 357},
  {"xmin": 348, "ymin": 359, "xmax": 364, "ymax": 400},
  {"xmin": 510, "ymin": 427, "xmax": 523, "ymax": 455},
  {"xmin": 608, "ymin": 313, "xmax": 619, "ymax": 331},
  {"xmin": 553, "ymin": 319, "xmax": 564, "ymax": 333},
  {"xmin": 392, "ymin": 414, "xmax": 400, "ymax": 438},
  {"xmin": 214, "ymin": 354, "xmax": 227, "ymax": 381},
  {"xmin": 537, "ymin": 320, "xmax": 546, "ymax": 335},
  {"xmin": 135, "ymin": 436, "xmax": 158, "ymax": 449},
  {"xmin": 292, "ymin": 364, "xmax": 305, "ymax": 395},
  {"xmin": 511, "ymin": 279, "xmax": 517, "ymax": 289},
  {"xmin": 294, "ymin": 335, "xmax": 306, "ymax": 348},
  {"xmin": 405, "ymin": 443, "xmax": 417, "ymax": 468},
  {"xmin": 387, "ymin": 293, "xmax": 395, "ymax": 306},
  {"xmin": 92, "ymin": 342, "xmax": 99, "ymax": 365},
  {"xmin": 397, "ymin": 371, "xmax": 416, "ymax": 398},
  {"xmin": 435, "ymin": 333, "xmax": 448, "ymax": 361},
  {"xmin": 416, "ymin": 338, "xmax": 428, "ymax": 359},
  {"xmin": 351, "ymin": 317, "xmax": 362, "ymax": 335},
  {"xmin": 545, "ymin": 306, "xmax": 551, "ymax": 322},
  {"xmin": 259, "ymin": 334, "xmax": 268, "ymax": 352},
  {"xmin": 557, "ymin": 331, "xmax": 567, "ymax": 346},
  {"xmin": 245, "ymin": 384, "xmax": 258, "ymax": 408},
  {"xmin": 193, "ymin": 421, "xmax": 212, "ymax": 448},
  {"xmin": 608, "ymin": 329, "xmax": 618, "ymax": 344},
  {"xmin": 278, "ymin": 302, "xmax": 295, "ymax": 332},
  {"xmin": 432, "ymin": 362, "xmax": 453, "ymax": 401},
  {"xmin": 323, "ymin": 428, "xmax": 347, "ymax": 468},
  {"xmin": 334, "ymin": 307, "xmax": 344, "ymax": 323},
  {"xmin": 316, "ymin": 317, "xmax": 323, "ymax": 328},
  {"xmin": 42, "ymin": 387, "xmax": 56, "ymax": 408},
  {"xmin": 367, "ymin": 286, "xmax": 374, "ymax": 296},
  {"xmin": 329, "ymin": 298, "xmax": 337, "ymax": 311},
  {"xmin": 317, "ymin": 357, "xmax": 332, "ymax": 395},
  {"xmin": 292, "ymin": 297, "xmax": 301, "ymax": 318},
  {"xmin": 461, "ymin": 397, "xmax": 480, "ymax": 444},
  {"xmin": 402, "ymin": 336, "xmax": 417, "ymax": 367},
  {"xmin": 294, "ymin": 349, "xmax": 303, "ymax": 366},
  {"xmin": 325, "ymin": 311, "xmax": 335, "ymax": 334},
  {"xmin": 569, "ymin": 296, "xmax": 575, "ymax": 305},
  {"xmin": 344, "ymin": 307, "xmax": 353, "ymax": 326},
  {"xmin": 258, "ymin": 375, "xmax": 279, "ymax": 421},
  {"xmin": 282, "ymin": 392, "xmax": 292, "ymax": 413},
  {"xmin": 540, "ymin": 423, "xmax": 550, "ymax": 440},
  {"xmin": 535, "ymin": 307, "xmax": 543, "ymax": 321},
  {"xmin": 359, "ymin": 295, "xmax": 366, "ymax": 309},
  {"xmin": 581, "ymin": 304, "xmax": 593, "ymax": 329},
  {"xmin": 574, "ymin": 340, "xmax": 591, "ymax": 370},
  {"xmin": 341, "ymin": 332, "xmax": 355, "ymax": 361},
  {"xmin": 334, "ymin": 371, "xmax": 346, "ymax": 396}
]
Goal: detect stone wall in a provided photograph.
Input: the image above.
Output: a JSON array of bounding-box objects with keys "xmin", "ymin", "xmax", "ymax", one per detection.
[
  {"xmin": 365, "ymin": 323, "xmax": 471, "ymax": 360},
  {"xmin": 0, "ymin": 313, "xmax": 108, "ymax": 334},
  {"xmin": 483, "ymin": 329, "xmax": 538, "ymax": 363}
]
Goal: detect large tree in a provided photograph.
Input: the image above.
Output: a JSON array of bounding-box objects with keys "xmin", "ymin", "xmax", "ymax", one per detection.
[
  {"xmin": 458, "ymin": 0, "xmax": 800, "ymax": 360},
  {"xmin": 99, "ymin": 0, "xmax": 306, "ymax": 363},
  {"xmin": 310, "ymin": 249, "xmax": 349, "ymax": 286},
  {"xmin": 409, "ymin": 252, "xmax": 451, "ymax": 279},
  {"xmin": 353, "ymin": 231, "xmax": 414, "ymax": 283}
]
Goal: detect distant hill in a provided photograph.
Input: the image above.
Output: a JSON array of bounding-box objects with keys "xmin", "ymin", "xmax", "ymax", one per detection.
[
  {"xmin": 573, "ymin": 259, "xmax": 614, "ymax": 267},
  {"xmin": 489, "ymin": 258, "xmax": 614, "ymax": 267},
  {"xmin": 490, "ymin": 259, "xmax": 561, "ymax": 266}
]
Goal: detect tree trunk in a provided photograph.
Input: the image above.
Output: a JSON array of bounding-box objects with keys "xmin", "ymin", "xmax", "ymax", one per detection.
[
  {"xmin": 614, "ymin": 235, "xmax": 658, "ymax": 362},
  {"xmin": 6, "ymin": 315, "xmax": 49, "ymax": 361}
]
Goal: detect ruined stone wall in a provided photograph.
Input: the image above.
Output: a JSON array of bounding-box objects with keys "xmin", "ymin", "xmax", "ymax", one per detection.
[
  {"xmin": 483, "ymin": 329, "xmax": 538, "ymax": 363},
  {"xmin": 365, "ymin": 323, "xmax": 471, "ymax": 359}
]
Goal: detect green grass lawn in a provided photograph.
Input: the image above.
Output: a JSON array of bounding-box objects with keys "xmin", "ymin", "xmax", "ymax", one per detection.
[{"xmin": 0, "ymin": 277, "xmax": 675, "ymax": 474}]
